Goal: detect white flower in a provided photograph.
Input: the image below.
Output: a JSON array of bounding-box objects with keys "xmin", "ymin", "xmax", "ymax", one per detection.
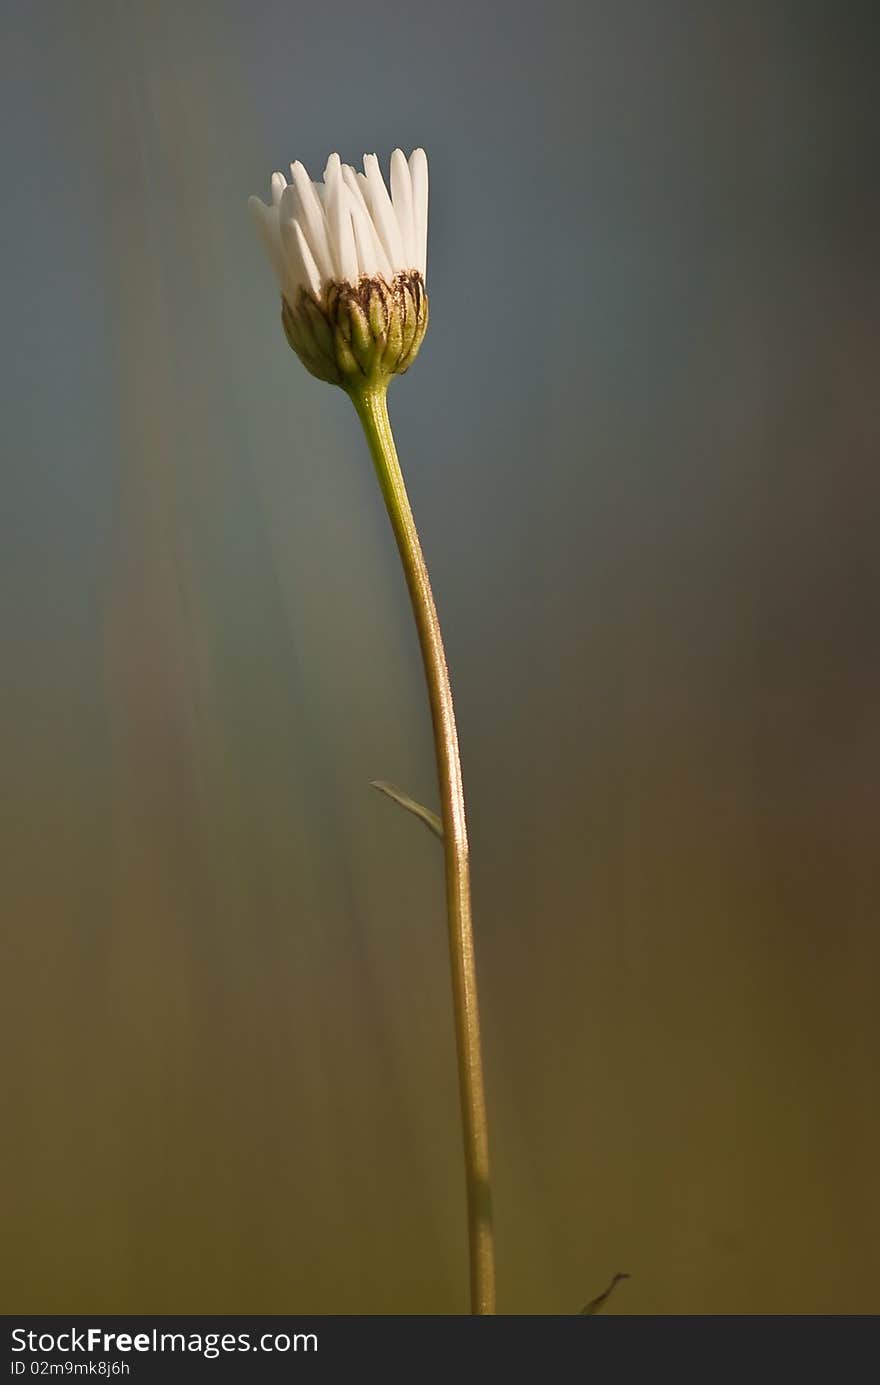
[
  {"xmin": 249, "ymin": 149, "xmax": 429, "ymax": 307},
  {"xmin": 249, "ymin": 149, "xmax": 430, "ymax": 389}
]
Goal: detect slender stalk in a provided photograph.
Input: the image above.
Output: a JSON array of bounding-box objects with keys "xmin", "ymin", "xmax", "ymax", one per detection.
[{"xmin": 350, "ymin": 384, "xmax": 496, "ymax": 1316}]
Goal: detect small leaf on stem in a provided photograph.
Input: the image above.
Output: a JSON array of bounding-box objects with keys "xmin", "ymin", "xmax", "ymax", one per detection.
[
  {"xmin": 371, "ymin": 780, "xmax": 443, "ymax": 839},
  {"xmin": 580, "ymin": 1272, "xmax": 630, "ymax": 1315}
]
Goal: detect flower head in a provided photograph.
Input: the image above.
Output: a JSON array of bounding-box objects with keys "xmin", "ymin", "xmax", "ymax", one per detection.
[{"xmin": 250, "ymin": 149, "xmax": 429, "ymax": 391}]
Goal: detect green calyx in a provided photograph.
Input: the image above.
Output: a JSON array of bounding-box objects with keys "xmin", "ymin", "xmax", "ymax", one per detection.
[{"xmin": 281, "ymin": 272, "xmax": 429, "ymax": 390}]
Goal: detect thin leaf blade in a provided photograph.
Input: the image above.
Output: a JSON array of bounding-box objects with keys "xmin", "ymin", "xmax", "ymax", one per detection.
[
  {"xmin": 371, "ymin": 780, "xmax": 443, "ymax": 839},
  {"xmin": 580, "ymin": 1272, "xmax": 630, "ymax": 1315}
]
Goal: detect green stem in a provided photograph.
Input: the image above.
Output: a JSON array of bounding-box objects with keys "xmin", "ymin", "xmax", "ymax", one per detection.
[{"xmin": 350, "ymin": 384, "xmax": 496, "ymax": 1316}]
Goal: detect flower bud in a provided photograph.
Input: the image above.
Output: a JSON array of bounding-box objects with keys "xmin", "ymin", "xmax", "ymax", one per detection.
[
  {"xmin": 250, "ymin": 149, "xmax": 430, "ymax": 393},
  {"xmin": 281, "ymin": 272, "xmax": 428, "ymax": 388}
]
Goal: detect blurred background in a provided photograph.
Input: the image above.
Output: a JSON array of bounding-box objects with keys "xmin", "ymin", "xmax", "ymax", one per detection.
[{"xmin": 2, "ymin": 0, "xmax": 878, "ymax": 1314}]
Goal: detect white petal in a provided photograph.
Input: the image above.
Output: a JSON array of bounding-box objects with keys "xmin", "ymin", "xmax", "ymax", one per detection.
[
  {"xmin": 278, "ymin": 217, "xmax": 307, "ymax": 298},
  {"xmin": 390, "ymin": 149, "xmax": 417, "ymax": 270},
  {"xmin": 362, "ymin": 153, "xmax": 406, "ymax": 271},
  {"xmin": 342, "ymin": 164, "xmax": 370, "ymax": 217},
  {"xmin": 270, "ymin": 171, "xmax": 287, "ymax": 207},
  {"xmin": 324, "ymin": 152, "xmax": 358, "ymax": 284},
  {"xmin": 288, "ymin": 161, "xmax": 335, "ymax": 286},
  {"xmin": 409, "ymin": 148, "xmax": 429, "ymax": 278},
  {"xmin": 344, "ymin": 186, "xmax": 385, "ymax": 279},
  {"xmin": 342, "ymin": 168, "xmax": 393, "ymax": 278},
  {"xmin": 281, "ymin": 217, "xmax": 322, "ymax": 299},
  {"xmin": 248, "ymin": 196, "xmax": 286, "ymax": 285}
]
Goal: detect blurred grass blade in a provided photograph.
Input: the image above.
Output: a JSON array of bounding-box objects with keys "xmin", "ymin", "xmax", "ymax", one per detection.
[
  {"xmin": 580, "ymin": 1272, "xmax": 630, "ymax": 1315},
  {"xmin": 371, "ymin": 780, "xmax": 443, "ymax": 839}
]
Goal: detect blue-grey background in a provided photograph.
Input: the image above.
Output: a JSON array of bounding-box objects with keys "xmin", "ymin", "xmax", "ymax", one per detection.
[{"xmin": 2, "ymin": 0, "xmax": 878, "ymax": 1312}]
